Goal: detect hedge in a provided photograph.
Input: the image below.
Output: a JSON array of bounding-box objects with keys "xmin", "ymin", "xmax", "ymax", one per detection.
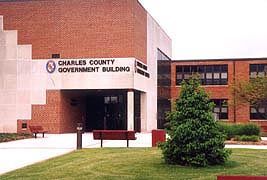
[
  {"xmin": 217, "ymin": 123, "xmax": 261, "ymax": 140},
  {"xmin": 233, "ymin": 135, "xmax": 260, "ymax": 142}
]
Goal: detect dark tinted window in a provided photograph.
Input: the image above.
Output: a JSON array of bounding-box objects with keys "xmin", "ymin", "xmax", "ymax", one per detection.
[
  {"xmin": 211, "ymin": 99, "xmax": 228, "ymax": 120},
  {"xmin": 176, "ymin": 65, "xmax": 228, "ymax": 85}
]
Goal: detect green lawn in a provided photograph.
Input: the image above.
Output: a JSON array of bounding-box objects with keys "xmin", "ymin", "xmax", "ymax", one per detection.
[{"xmin": 1, "ymin": 148, "xmax": 267, "ymax": 180}]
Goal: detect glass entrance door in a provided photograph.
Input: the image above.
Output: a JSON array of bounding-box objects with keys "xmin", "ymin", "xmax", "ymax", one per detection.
[
  {"xmin": 104, "ymin": 95, "xmax": 126, "ymax": 130},
  {"xmin": 85, "ymin": 91, "xmax": 127, "ymax": 131}
]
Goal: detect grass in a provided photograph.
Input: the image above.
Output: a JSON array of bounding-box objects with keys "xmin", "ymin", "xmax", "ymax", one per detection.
[
  {"xmin": 1, "ymin": 148, "xmax": 267, "ymax": 180},
  {"xmin": 0, "ymin": 133, "xmax": 32, "ymax": 143}
]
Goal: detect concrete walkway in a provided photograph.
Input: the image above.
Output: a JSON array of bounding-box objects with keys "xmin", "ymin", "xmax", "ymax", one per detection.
[
  {"xmin": 0, "ymin": 133, "xmax": 266, "ymax": 175},
  {"xmin": 0, "ymin": 133, "xmax": 151, "ymax": 175}
]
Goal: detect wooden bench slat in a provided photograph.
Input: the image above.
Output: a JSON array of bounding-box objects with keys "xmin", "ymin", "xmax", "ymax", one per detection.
[
  {"xmin": 29, "ymin": 125, "xmax": 48, "ymax": 138},
  {"xmin": 92, "ymin": 130, "xmax": 136, "ymax": 147},
  {"xmin": 93, "ymin": 130, "xmax": 136, "ymax": 140}
]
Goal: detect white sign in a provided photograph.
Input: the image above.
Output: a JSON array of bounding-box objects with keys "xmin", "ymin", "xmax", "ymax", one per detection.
[{"xmin": 46, "ymin": 59, "xmax": 131, "ymax": 74}]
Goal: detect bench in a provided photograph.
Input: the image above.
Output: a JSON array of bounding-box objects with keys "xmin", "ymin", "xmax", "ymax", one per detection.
[
  {"xmin": 217, "ymin": 175, "xmax": 267, "ymax": 180},
  {"xmin": 29, "ymin": 125, "xmax": 48, "ymax": 138},
  {"xmin": 92, "ymin": 130, "xmax": 136, "ymax": 147}
]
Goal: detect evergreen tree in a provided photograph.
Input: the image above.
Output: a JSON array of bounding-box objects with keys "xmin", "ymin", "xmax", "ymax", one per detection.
[{"xmin": 160, "ymin": 77, "xmax": 231, "ymax": 167}]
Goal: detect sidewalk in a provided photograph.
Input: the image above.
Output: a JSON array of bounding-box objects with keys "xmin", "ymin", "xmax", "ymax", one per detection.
[
  {"xmin": 0, "ymin": 133, "xmax": 151, "ymax": 175},
  {"xmin": 0, "ymin": 133, "xmax": 266, "ymax": 175}
]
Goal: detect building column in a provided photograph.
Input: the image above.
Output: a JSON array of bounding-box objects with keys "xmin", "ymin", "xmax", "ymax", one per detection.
[
  {"xmin": 140, "ymin": 92, "xmax": 147, "ymax": 132},
  {"xmin": 127, "ymin": 90, "xmax": 134, "ymax": 130},
  {"xmin": 0, "ymin": 16, "xmax": 3, "ymax": 31}
]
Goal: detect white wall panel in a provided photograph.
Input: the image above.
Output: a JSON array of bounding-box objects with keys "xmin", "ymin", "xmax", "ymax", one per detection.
[
  {"xmin": 0, "ymin": 16, "xmax": 3, "ymax": 31},
  {"xmin": 0, "ymin": 17, "xmax": 33, "ymax": 132},
  {"xmin": 4, "ymin": 30, "xmax": 17, "ymax": 46},
  {"xmin": 0, "ymin": 90, "xmax": 16, "ymax": 104},
  {"xmin": 17, "ymin": 45, "xmax": 32, "ymax": 60},
  {"xmin": 3, "ymin": 74, "xmax": 17, "ymax": 89},
  {"xmin": 16, "ymin": 104, "xmax": 31, "ymax": 119},
  {"xmin": 31, "ymin": 90, "xmax": 46, "ymax": 105},
  {"xmin": 17, "ymin": 75, "xmax": 31, "ymax": 89},
  {"xmin": 143, "ymin": 14, "xmax": 172, "ymax": 132},
  {"xmin": 2, "ymin": 60, "xmax": 17, "ymax": 74}
]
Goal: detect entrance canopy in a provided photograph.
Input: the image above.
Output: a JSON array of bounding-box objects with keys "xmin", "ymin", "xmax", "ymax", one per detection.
[{"xmin": 61, "ymin": 89, "xmax": 141, "ymax": 132}]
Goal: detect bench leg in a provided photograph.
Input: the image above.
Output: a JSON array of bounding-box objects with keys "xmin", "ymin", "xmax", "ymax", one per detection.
[
  {"xmin": 42, "ymin": 132, "xmax": 45, "ymax": 138},
  {"xmin": 126, "ymin": 132, "xmax": 129, "ymax": 148},
  {"xmin": 101, "ymin": 139, "xmax": 103, "ymax": 148},
  {"xmin": 34, "ymin": 133, "xmax": 37, "ymax": 138}
]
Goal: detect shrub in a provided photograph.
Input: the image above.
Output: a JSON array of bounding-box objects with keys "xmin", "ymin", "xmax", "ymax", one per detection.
[
  {"xmin": 0, "ymin": 133, "xmax": 32, "ymax": 142},
  {"xmin": 234, "ymin": 135, "xmax": 260, "ymax": 142},
  {"xmin": 236, "ymin": 124, "xmax": 260, "ymax": 136},
  {"xmin": 160, "ymin": 77, "xmax": 231, "ymax": 167},
  {"xmin": 217, "ymin": 123, "xmax": 261, "ymax": 139},
  {"xmin": 217, "ymin": 123, "xmax": 235, "ymax": 140}
]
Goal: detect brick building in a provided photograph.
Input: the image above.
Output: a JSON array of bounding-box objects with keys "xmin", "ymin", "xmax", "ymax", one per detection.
[
  {"xmin": 165, "ymin": 58, "xmax": 267, "ymax": 131},
  {"xmin": 0, "ymin": 0, "xmax": 172, "ymax": 133},
  {"xmin": 0, "ymin": 0, "xmax": 266, "ymax": 134}
]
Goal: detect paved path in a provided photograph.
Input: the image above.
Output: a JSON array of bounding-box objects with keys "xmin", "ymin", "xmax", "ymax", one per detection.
[
  {"xmin": 0, "ymin": 133, "xmax": 151, "ymax": 175},
  {"xmin": 0, "ymin": 133, "xmax": 266, "ymax": 175}
]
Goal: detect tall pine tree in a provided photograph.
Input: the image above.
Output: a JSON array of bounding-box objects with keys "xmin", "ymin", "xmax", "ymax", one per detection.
[{"xmin": 160, "ymin": 77, "xmax": 230, "ymax": 167}]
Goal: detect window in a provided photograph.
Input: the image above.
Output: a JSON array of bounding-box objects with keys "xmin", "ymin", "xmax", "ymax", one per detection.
[
  {"xmin": 157, "ymin": 49, "xmax": 171, "ymax": 86},
  {"xmin": 158, "ymin": 61, "xmax": 171, "ymax": 86},
  {"xmin": 104, "ymin": 95, "xmax": 123, "ymax": 104},
  {"xmin": 51, "ymin": 53, "xmax": 60, "ymax": 58},
  {"xmin": 157, "ymin": 48, "xmax": 171, "ymax": 61},
  {"xmin": 250, "ymin": 105, "xmax": 267, "ymax": 120},
  {"xmin": 211, "ymin": 99, "xmax": 228, "ymax": 120},
  {"xmin": 250, "ymin": 64, "xmax": 267, "ymax": 78},
  {"xmin": 22, "ymin": 123, "xmax": 27, "ymax": 129},
  {"xmin": 135, "ymin": 60, "xmax": 150, "ymax": 78},
  {"xmin": 176, "ymin": 65, "xmax": 228, "ymax": 85},
  {"xmin": 249, "ymin": 64, "xmax": 267, "ymax": 120}
]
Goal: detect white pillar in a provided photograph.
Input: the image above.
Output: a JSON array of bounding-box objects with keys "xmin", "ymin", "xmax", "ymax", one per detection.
[
  {"xmin": 127, "ymin": 90, "xmax": 134, "ymax": 130},
  {"xmin": 140, "ymin": 92, "xmax": 147, "ymax": 132},
  {"xmin": 0, "ymin": 16, "xmax": 3, "ymax": 31}
]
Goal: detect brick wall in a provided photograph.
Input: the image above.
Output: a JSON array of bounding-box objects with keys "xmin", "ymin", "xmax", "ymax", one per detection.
[
  {"xmin": 0, "ymin": 0, "xmax": 147, "ymax": 62},
  {"xmin": 133, "ymin": 1, "xmax": 147, "ymax": 63},
  {"xmin": 18, "ymin": 90, "xmax": 86, "ymax": 133},
  {"xmin": 18, "ymin": 90, "xmax": 62, "ymax": 133},
  {"xmin": 60, "ymin": 91, "xmax": 86, "ymax": 133},
  {"xmin": 170, "ymin": 59, "xmax": 267, "ymax": 128}
]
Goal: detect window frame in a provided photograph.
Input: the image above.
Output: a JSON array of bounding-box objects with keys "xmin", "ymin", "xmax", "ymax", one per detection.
[
  {"xmin": 250, "ymin": 105, "xmax": 267, "ymax": 120},
  {"xmin": 176, "ymin": 65, "xmax": 228, "ymax": 86},
  {"xmin": 249, "ymin": 64, "xmax": 267, "ymax": 78},
  {"xmin": 211, "ymin": 99, "xmax": 228, "ymax": 120}
]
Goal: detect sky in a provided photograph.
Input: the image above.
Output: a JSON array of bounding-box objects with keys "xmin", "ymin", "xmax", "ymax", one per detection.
[{"xmin": 138, "ymin": 0, "xmax": 267, "ymax": 60}]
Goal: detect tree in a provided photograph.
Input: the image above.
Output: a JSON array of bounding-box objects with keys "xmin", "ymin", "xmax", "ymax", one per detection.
[
  {"xmin": 160, "ymin": 77, "xmax": 230, "ymax": 167},
  {"xmin": 231, "ymin": 75, "xmax": 267, "ymax": 119}
]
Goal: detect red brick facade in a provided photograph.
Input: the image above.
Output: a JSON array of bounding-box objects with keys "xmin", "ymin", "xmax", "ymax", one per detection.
[
  {"xmin": 0, "ymin": 0, "xmax": 147, "ymax": 62},
  {"xmin": 171, "ymin": 58, "xmax": 267, "ymax": 131},
  {"xmin": 0, "ymin": 0, "xmax": 147, "ymax": 133},
  {"xmin": 18, "ymin": 90, "xmax": 86, "ymax": 133}
]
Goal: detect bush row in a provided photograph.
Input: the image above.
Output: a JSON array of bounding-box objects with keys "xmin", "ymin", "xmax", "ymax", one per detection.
[
  {"xmin": 233, "ymin": 135, "xmax": 260, "ymax": 142},
  {"xmin": 0, "ymin": 133, "xmax": 32, "ymax": 142},
  {"xmin": 217, "ymin": 123, "xmax": 261, "ymax": 140}
]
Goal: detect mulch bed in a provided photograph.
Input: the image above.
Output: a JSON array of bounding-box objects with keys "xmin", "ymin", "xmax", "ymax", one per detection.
[{"xmin": 0, "ymin": 133, "xmax": 33, "ymax": 143}]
